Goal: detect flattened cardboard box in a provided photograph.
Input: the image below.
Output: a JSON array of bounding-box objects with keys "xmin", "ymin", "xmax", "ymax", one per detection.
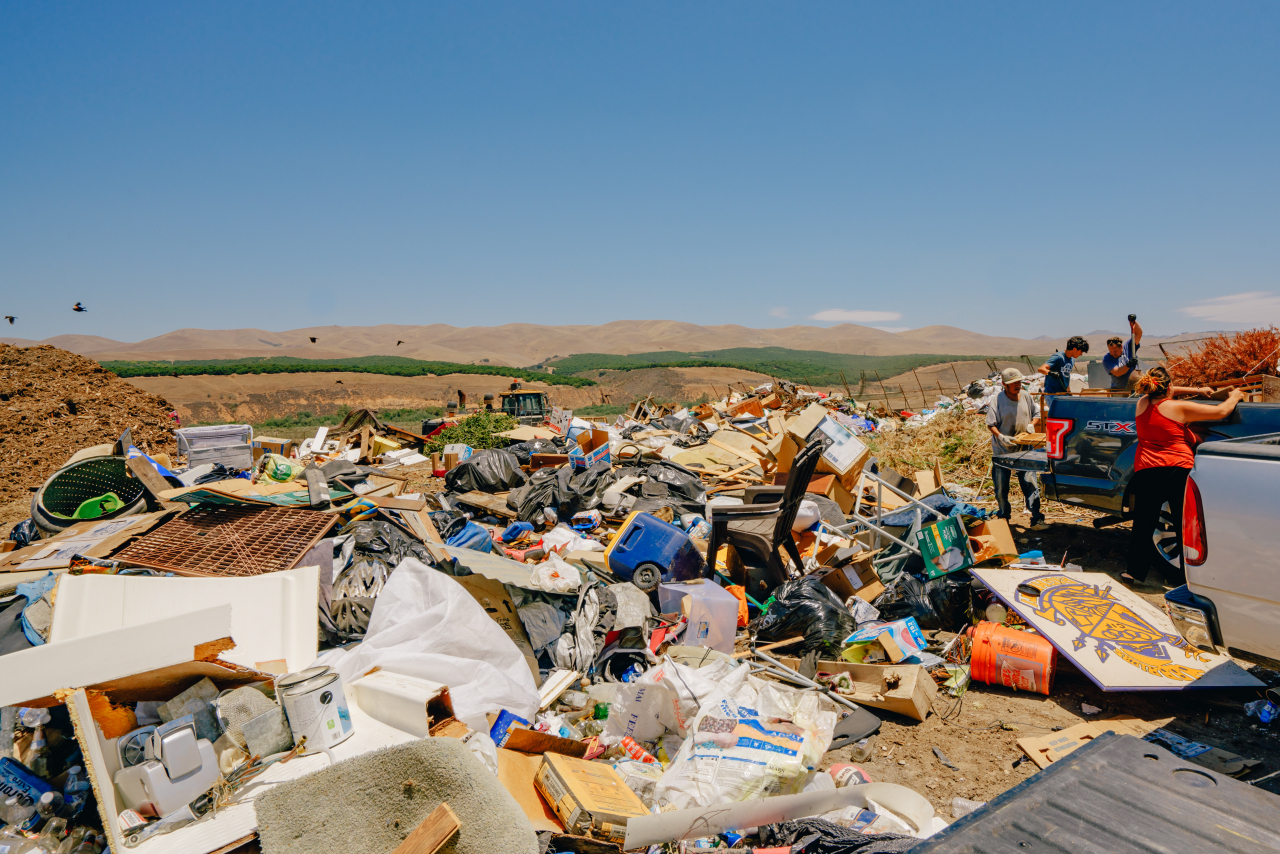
[{"xmin": 534, "ymin": 752, "xmax": 648, "ymax": 844}]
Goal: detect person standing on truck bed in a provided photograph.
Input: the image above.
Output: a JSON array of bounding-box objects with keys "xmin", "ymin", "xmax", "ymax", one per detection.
[
  {"xmin": 1103, "ymin": 315, "xmax": 1143, "ymax": 391},
  {"xmin": 1038, "ymin": 336, "xmax": 1089, "ymax": 394},
  {"xmin": 987, "ymin": 368, "xmax": 1048, "ymax": 530},
  {"xmin": 1123, "ymin": 366, "xmax": 1240, "ymax": 586}
]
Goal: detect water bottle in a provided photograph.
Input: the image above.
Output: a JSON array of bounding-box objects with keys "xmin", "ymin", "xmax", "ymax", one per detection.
[
  {"xmin": 0, "ymin": 797, "xmax": 35, "ymax": 829},
  {"xmin": 62, "ymin": 770, "xmax": 90, "ymax": 821},
  {"xmin": 36, "ymin": 793, "xmax": 65, "ymax": 821}
]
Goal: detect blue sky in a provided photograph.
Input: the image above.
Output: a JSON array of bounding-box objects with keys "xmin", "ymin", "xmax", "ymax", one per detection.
[{"xmin": 3, "ymin": 2, "xmax": 1279, "ymax": 343}]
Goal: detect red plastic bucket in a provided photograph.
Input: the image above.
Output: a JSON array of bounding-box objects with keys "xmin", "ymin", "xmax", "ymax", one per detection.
[{"xmin": 967, "ymin": 621, "xmax": 1056, "ymax": 695}]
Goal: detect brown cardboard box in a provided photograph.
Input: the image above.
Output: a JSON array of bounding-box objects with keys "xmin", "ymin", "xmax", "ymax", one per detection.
[
  {"xmin": 815, "ymin": 555, "xmax": 882, "ymax": 603},
  {"xmin": 534, "ymin": 753, "xmax": 649, "ymax": 844},
  {"xmin": 251, "ymin": 436, "xmax": 296, "ymax": 461},
  {"xmin": 778, "ymin": 656, "xmax": 937, "ymax": 722},
  {"xmin": 967, "ymin": 518, "xmax": 1018, "ymax": 565}
]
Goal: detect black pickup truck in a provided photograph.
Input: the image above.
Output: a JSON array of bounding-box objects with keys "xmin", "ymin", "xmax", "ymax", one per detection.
[{"xmin": 996, "ymin": 395, "xmax": 1280, "ymax": 565}]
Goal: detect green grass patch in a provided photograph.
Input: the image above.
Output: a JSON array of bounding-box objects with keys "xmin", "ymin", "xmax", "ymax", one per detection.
[
  {"xmin": 549, "ymin": 348, "xmax": 1000, "ymax": 387},
  {"xmin": 103, "ymin": 355, "xmax": 595, "ymax": 387}
]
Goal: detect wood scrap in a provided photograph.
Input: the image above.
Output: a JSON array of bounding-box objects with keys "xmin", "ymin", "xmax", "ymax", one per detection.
[
  {"xmin": 733, "ymin": 636, "xmax": 805, "ymax": 659},
  {"xmin": 390, "ymin": 802, "xmax": 460, "ymax": 854}
]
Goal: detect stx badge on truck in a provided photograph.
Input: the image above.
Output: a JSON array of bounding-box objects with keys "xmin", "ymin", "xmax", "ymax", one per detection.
[{"xmin": 1085, "ymin": 420, "xmax": 1136, "ymax": 434}]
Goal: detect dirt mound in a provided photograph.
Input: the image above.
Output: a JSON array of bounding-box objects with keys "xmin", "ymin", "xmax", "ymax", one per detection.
[{"xmin": 0, "ymin": 345, "xmax": 178, "ymax": 504}]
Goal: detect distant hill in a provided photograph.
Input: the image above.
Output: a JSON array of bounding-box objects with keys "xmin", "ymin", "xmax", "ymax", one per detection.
[{"xmin": 0, "ymin": 321, "xmax": 1217, "ymax": 366}]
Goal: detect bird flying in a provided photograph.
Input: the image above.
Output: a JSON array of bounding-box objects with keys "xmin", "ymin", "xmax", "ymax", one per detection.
[
  {"xmin": 396, "ymin": 340, "xmax": 405, "ymax": 346},
  {"xmin": 309, "ymin": 337, "xmax": 317, "ymax": 343},
  {"xmin": 73, "ymin": 302, "xmax": 87, "ymax": 312},
  {"xmin": 4, "ymin": 317, "xmax": 14, "ymax": 325}
]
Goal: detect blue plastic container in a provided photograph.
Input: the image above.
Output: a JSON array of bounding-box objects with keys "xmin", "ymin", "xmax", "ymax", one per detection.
[{"xmin": 605, "ymin": 511, "xmax": 707, "ymax": 592}]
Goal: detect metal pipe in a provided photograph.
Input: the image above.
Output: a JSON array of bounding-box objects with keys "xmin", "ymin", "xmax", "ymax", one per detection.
[{"xmin": 752, "ymin": 650, "xmax": 862, "ymax": 713}]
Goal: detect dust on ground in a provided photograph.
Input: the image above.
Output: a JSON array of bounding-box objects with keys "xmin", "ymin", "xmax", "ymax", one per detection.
[{"xmin": 0, "ymin": 344, "xmax": 177, "ymax": 505}]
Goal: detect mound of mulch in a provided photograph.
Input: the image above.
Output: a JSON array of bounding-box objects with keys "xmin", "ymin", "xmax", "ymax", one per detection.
[{"xmin": 0, "ymin": 345, "xmax": 178, "ymax": 504}]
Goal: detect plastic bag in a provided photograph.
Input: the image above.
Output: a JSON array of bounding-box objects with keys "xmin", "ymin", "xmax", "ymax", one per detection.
[
  {"xmin": 445, "ymin": 520, "xmax": 495, "ymax": 552},
  {"xmin": 653, "ymin": 669, "xmax": 837, "ymax": 810},
  {"xmin": 329, "ymin": 520, "xmax": 435, "ymax": 641},
  {"xmin": 870, "ymin": 570, "xmax": 974, "ymax": 632},
  {"xmin": 7, "ymin": 519, "xmax": 40, "ymax": 549},
  {"xmin": 444, "ymin": 448, "xmax": 526, "ymax": 493},
  {"xmin": 529, "ymin": 552, "xmax": 582, "ymax": 593},
  {"xmin": 259, "ymin": 453, "xmax": 305, "ymax": 483},
  {"xmin": 613, "ymin": 460, "xmax": 707, "ymax": 518},
  {"xmin": 749, "ymin": 576, "xmax": 856, "ymax": 657},
  {"xmin": 507, "ymin": 460, "xmax": 616, "ymax": 522},
  {"xmin": 324, "ymin": 557, "xmax": 540, "ymax": 733}
]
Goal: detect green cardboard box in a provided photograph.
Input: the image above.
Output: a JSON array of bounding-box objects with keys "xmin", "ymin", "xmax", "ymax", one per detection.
[{"xmin": 913, "ymin": 516, "xmax": 975, "ymax": 578}]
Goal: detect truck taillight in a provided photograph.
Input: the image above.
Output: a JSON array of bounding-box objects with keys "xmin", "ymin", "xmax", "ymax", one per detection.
[
  {"xmin": 1184, "ymin": 474, "xmax": 1207, "ymax": 566},
  {"xmin": 1045, "ymin": 418, "xmax": 1073, "ymax": 460}
]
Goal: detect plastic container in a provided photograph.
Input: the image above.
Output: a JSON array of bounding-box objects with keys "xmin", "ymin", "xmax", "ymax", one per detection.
[
  {"xmin": 605, "ymin": 511, "xmax": 707, "ymax": 592},
  {"xmin": 967, "ymin": 621, "xmax": 1056, "ymax": 695},
  {"xmin": 658, "ymin": 580, "xmax": 739, "ymax": 654}
]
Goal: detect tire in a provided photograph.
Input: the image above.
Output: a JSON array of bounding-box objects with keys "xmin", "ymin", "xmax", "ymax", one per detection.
[
  {"xmin": 1153, "ymin": 501, "xmax": 1181, "ymax": 568},
  {"xmin": 631, "ymin": 562, "xmax": 664, "ymax": 593}
]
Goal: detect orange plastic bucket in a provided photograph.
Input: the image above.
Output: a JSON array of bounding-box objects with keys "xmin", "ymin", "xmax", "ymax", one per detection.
[{"xmin": 967, "ymin": 621, "xmax": 1056, "ymax": 695}]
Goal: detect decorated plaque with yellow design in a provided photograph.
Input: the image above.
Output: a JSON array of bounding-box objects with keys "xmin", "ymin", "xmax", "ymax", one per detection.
[{"xmin": 973, "ymin": 569, "xmax": 1264, "ymax": 691}]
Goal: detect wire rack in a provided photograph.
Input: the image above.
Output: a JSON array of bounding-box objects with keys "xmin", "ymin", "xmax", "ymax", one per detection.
[{"xmin": 113, "ymin": 505, "xmax": 337, "ymax": 577}]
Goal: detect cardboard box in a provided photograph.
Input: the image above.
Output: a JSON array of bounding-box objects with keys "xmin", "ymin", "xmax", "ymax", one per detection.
[
  {"xmin": 968, "ymin": 517, "xmax": 1018, "ymax": 565},
  {"xmin": 0, "ymin": 511, "xmax": 174, "ymax": 573},
  {"xmin": 786, "ymin": 403, "xmax": 829, "ymax": 443},
  {"xmin": 778, "ymin": 656, "xmax": 936, "ymax": 723},
  {"xmin": 251, "ymin": 436, "xmax": 297, "ymax": 461},
  {"xmin": 726, "ymin": 396, "xmax": 764, "ymax": 418},
  {"xmin": 442, "ymin": 443, "xmax": 473, "ymax": 471},
  {"xmin": 550, "ymin": 407, "xmax": 572, "ymax": 435},
  {"xmin": 913, "ymin": 516, "xmax": 976, "ymax": 578},
  {"xmin": 534, "ymin": 752, "xmax": 649, "ymax": 844},
  {"xmin": 569, "ymin": 429, "xmax": 610, "ymax": 470}
]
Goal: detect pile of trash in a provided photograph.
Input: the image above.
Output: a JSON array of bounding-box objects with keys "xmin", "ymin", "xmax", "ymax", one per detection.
[{"xmin": 0, "ymin": 366, "xmax": 1270, "ymax": 854}]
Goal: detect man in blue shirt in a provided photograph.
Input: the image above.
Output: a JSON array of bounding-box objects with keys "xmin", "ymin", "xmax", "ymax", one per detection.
[
  {"xmin": 1103, "ymin": 316, "xmax": 1143, "ymax": 391},
  {"xmin": 1039, "ymin": 336, "xmax": 1089, "ymax": 395}
]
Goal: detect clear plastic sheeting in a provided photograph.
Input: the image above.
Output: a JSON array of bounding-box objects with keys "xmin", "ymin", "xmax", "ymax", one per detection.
[{"xmin": 322, "ymin": 557, "xmax": 540, "ymax": 733}]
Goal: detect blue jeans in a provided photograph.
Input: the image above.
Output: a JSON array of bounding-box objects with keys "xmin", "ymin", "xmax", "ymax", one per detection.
[{"xmin": 992, "ymin": 463, "xmax": 1042, "ymax": 524}]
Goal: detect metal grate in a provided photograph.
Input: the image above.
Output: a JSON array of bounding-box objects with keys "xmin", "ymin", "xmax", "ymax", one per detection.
[{"xmin": 113, "ymin": 505, "xmax": 337, "ymax": 577}]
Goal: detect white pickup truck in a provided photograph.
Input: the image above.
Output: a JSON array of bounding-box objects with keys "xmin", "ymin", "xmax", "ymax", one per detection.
[{"xmin": 1164, "ymin": 433, "xmax": 1280, "ymax": 670}]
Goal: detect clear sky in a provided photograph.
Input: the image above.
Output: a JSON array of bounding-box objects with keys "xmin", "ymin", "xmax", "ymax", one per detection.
[{"xmin": 3, "ymin": 3, "xmax": 1279, "ymax": 343}]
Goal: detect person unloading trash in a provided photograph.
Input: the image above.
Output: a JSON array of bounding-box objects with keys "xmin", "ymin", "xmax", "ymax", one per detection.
[
  {"xmin": 987, "ymin": 368, "xmax": 1047, "ymax": 530},
  {"xmin": 1038, "ymin": 335, "xmax": 1089, "ymax": 394},
  {"xmin": 1104, "ymin": 314, "xmax": 1143, "ymax": 391}
]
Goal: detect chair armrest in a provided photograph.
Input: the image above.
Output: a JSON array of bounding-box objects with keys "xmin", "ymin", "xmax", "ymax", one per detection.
[
  {"xmin": 744, "ymin": 486, "xmax": 785, "ymax": 505},
  {"xmin": 708, "ymin": 503, "xmax": 781, "ymax": 520}
]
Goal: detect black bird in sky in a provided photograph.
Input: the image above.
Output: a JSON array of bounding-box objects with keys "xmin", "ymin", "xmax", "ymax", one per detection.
[
  {"xmin": 4, "ymin": 317, "xmax": 14, "ymax": 325},
  {"xmin": 335, "ymin": 379, "xmax": 343, "ymax": 384},
  {"xmin": 309, "ymin": 336, "xmax": 317, "ymax": 343},
  {"xmin": 73, "ymin": 302, "xmax": 87, "ymax": 312},
  {"xmin": 396, "ymin": 340, "xmax": 404, "ymax": 346}
]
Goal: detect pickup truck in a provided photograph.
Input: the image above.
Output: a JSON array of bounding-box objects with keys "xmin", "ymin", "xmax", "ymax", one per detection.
[
  {"xmin": 995, "ymin": 395, "xmax": 1280, "ymax": 568},
  {"xmin": 1164, "ymin": 433, "xmax": 1280, "ymax": 670}
]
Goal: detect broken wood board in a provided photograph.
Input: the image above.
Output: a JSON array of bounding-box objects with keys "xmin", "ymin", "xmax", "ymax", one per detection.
[
  {"xmin": 974, "ymin": 568, "xmax": 1265, "ymax": 691},
  {"xmin": 391, "ymin": 803, "xmax": 460, "ymax": 854},
  {"xmin": 453, "ymin": 491, "xmax": 516, "ymax": 519}
]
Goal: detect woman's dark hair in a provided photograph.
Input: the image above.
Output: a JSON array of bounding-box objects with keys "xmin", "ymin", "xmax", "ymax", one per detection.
[
  {"xmin": 1067, "ymin": 335, "xmax": 1090, "ymax": 354},
  {"xmin": 1136, "ymin": 365, "xmax": 1172, "ymax": 397}
]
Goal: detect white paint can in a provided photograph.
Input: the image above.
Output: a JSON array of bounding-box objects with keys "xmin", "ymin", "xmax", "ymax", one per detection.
[
  {"xmin": 275, "ymin": 666, "xmax": 331, "ymax": 695},
  {"xmin": 281, "ymin": 672, "xmax": 353, "ymax": 750}
]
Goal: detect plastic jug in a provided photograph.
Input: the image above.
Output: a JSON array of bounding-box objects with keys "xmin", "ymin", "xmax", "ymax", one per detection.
[
  {"xmin": 605, "ymin": 512, "xmax": 707, "ymax": 592},
  {"xmin": 658, "ymin": 580, "xmax": 739, "ymax": 653}
]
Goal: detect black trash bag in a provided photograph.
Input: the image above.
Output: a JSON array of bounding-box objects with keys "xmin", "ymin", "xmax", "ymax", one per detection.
[
  {"xmin": 870, "ymin": 569, "xmax": 974, "ymax": 632},
  {"xmin": 620, "ymin": 424, "xmax": 648, "ymax": 440},
  {"xmin": 193, "ymin": 463, "xmax": 244, "ymax": 485},
  {"xmin": 505, "ymin": 439, "xmax": 564, "ymax": 465},
  {"xmin": 430, "ymin": 510, "xmax": 469, "ymax": 541},
  {"xmin": 508, "ymin": 467, "xmax": 573, "ymax": 522},
  {"xmin": 8, "ymin": 519, "xmax": 40, "ymax": 549},
  {"xmin": 567, "ymin": 460, "xmax": 616, "ymax": 512},
  {"xmin": 757, "ymin": 817, "xmax": 916, "ymax": 854},
  {"xmin": 328, "ymin": 519, "xmax": 437, "ymax": 642},
  {"xmin": 623, "ymin": 460, "xmax": 706, "ymax": 518},
  {"xmin": 749, "ymin": 576, "xmax": 855, "ymax": 657},
  {"xmin": 445, "ymin": 448, "xmax": 527, "ymax": 494}
]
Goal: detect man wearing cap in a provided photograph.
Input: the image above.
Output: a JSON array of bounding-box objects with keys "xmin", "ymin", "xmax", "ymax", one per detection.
[{"xmin": 987, "ymin": 368, "xmax": 1047, "ymax": 530}]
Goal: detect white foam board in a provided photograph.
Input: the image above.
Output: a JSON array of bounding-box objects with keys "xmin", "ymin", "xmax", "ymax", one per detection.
[{"xmin": 50, "ymin": 566, "xmax": 319, "ymax": 673}]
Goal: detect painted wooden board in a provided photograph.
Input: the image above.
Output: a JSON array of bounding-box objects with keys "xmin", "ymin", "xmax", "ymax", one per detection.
[{"xmin": 973, "ymin": 569, "xmax": 1264, "ymax": 691}]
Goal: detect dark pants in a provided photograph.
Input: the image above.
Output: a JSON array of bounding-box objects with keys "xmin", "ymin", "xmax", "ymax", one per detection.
[
  {"xmin": 1126, "ymin": 465, "xmax": 1189, "ymax": 583},
  {"xmin": 992, "ymin": 463, "xmax": 1042, "ymax": 524}
]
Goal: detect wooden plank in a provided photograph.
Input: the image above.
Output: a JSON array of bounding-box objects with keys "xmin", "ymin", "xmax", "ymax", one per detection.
[
  {"xmin": 732, "ymin": 636, "xmax": 804, "ymax": 659},
  {"xmin": 453, "ymin": 491, "xmax": 516, "ymax": 519},
  {"xmin": 707, "ymin": 435, "xmax": 757, "ymax": 462},
  {"xmin": 124, "ymin": 456, "xmax": 182, "ymax": 512},
  {"xmin": 710, "ymin": 462, "xmax": 760, "ymax": 481},
  {"xmin": 391, "ymin": 802, "xmax": 460, "ymax": 854},
  {"xmin": 369, "ymin": 495, "xmax": 428, "ymax": 511}
]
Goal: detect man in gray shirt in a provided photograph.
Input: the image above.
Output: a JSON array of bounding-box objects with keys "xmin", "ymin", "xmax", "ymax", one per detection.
[{"xmin": 987, "ymin": 368, "xmax": 1046, "ymax": 530}]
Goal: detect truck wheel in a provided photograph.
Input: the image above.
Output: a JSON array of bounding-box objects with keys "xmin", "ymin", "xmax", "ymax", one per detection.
[
  {"xmin": 631, "ymin": 563, "xmax": 663, "ymax": 592},
  {"xmin": 1153, "ymin": 501, "xmax": 1182, "ymax": 567}
]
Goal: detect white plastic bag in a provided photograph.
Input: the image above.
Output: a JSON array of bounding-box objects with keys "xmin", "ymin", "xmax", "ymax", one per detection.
[
  {"xmin": 529, "ymin": 552, "xmax": 582, "ymax": 593},
  {"xmin": 324, "ymin": 557, "xmax": 539, "ymax": 733},
  {"xmin": 653, "ymin": 670, "xmax": 838, "ymax": 810}
]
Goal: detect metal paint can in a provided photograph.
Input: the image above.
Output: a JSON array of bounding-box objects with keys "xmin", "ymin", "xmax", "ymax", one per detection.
[
  {"xmin": 274, "ymin": 666, "xmax": 331, "ymax": 696},
  {"xmin": 281, "ymin": 672, "xmax": 353, "ymax": 750}
]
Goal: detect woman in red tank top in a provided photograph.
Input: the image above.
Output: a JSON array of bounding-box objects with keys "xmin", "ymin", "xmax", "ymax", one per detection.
[{"xmin": 1124, "ymin": 367, "xmax": 1243, "ymax": 585}]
